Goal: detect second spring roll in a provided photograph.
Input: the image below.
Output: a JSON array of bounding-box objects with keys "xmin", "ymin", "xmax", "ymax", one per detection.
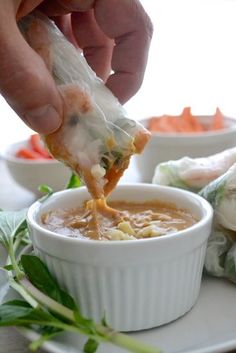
[
  {"xmin": 152, "ymin": 147, "xmax": 236, "ymax": 192},
  {"xmin": 204, "ymin": 226, "xmax": 233, "ymax": 278},
  {"xmin": 204, "ymin": 225, "xmax": 236, "ymax": 283}
]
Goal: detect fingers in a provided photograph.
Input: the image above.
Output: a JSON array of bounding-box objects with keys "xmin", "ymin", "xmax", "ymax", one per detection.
[
  {"xmin": 57, "ymin": 0, "xmax": 94, "ymax": 11},
  {"xmin": 94, "ymin": 0, "xmax": 153, "ymax": 103},
  {"xmin": 16, "ymin": 0, "xmax": 43, "ymax": 19},
  {"xmin": 52, "ymin": 15, "xmax": 78, "ymax": 47},
  {"xmin": 0, "ymin": 6, "xmax": 62, "ymax": 133},
  {"xmin": 71, "ymin": 11, "xmax": 114, "ymax": 81},
  {"xmin": 41, "ymin": 0, "xmax": 153, "ymax": 104},
  {"xmin": 39, "ymin": 0, "xmax": 94, "ymax": 16}
]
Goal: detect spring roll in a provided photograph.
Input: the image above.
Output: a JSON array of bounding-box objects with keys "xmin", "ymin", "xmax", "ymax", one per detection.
[
  {"xmin": 19, "ymin": 12, "xmax": 150, "ymax": 199},
  {"xmin": 199, "ymin": 163, "xmax": 236, "ymax": 231},
  {"xmin": 152, "ymin": 147, "xmax": 236, "ymax": 192},
  {"xmin": 204, "ymin": 225, "xmax": 236, "ymax": 283}
]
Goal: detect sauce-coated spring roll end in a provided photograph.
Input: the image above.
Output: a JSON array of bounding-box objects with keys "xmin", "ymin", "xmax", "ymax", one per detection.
[{"xmin": 133, "ymin": 127, "xmax": 151, "ymax": 154}]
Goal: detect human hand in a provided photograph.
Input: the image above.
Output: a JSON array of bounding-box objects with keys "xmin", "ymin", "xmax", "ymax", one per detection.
[{"xmin": 0, "ymin": 0, "xmax": 153, "ymax": 134}]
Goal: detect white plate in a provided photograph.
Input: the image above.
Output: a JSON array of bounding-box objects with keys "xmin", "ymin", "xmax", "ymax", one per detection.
[{"xmin": 17, "ymin": 275, "xmax": 236, "ymax": 353}]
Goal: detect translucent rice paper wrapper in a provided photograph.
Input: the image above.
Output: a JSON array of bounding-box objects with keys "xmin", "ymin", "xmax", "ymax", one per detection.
[
  {"xmin": 199, "ymin": 163, "xmax": 236, "ymax": 231},
  {"xmin": 152, "ymin": 147, "xmax": 236, "ymax": 192},
  {"xmin": 199, "ymin": 163, "xmax": 236, "ymax": 283},
  {"xmin": 19, "ymin": 12, "xmax": 150, "ymax": 198},
  {"xmin": 204, "ymin": 225, "xmax": 236, "ymax": 283}
]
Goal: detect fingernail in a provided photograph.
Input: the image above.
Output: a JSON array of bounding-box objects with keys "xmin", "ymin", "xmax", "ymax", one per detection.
[{"xmin": 25, "ymin": 105, "xmax": 61, "ymax": 134}]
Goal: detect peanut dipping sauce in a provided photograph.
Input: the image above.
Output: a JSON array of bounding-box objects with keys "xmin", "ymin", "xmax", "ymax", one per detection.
[{"xmin": 41, "ymin": 199, "xmax": 197, "ymax": 241}]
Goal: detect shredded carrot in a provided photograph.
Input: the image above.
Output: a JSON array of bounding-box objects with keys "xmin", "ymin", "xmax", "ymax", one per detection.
[
  {"xmin": 148, "ymin": 117, "xmax": 162, "ymax": 131},
  {"xmin": 157, "ymin": 116, "xmax": 179, "ymax": 132},
  {"xmin": 181, "ymin": 107, "xmax": 205, "ymax": 132},
  {"xmin": 16, "ymin": 148, "xmax": 45, "ymax": 160},
  {"xmin": 29, "ymin": 134, "xmax": 52, "ymax": 158},
  {"xmin": 211, "ymin": 107, "xmax": 225, "ymax": 130},
  {"xmin": 147, "ymin": 107, "xmax": 225, "ymax": 134},
  {"xmin": 15, "ymin": 134, "xmax": 54, "ymax": 160}
]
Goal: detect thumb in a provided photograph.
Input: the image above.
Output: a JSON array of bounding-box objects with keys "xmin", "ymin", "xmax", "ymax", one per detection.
[{"xmin": 0, "ymin": 14, "xmax": 62, "ymax": 134}]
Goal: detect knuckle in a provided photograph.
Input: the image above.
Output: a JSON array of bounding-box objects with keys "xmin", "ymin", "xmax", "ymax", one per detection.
[
  {"xmin": 132, "ymin": 1, "xmax": 154, "ymax": 39},
  {"xmin": 145, "ymin": 16, "xmax": 154, "ymax": 39}
]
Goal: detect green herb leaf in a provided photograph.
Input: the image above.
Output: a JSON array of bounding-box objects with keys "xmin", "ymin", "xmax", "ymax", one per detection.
[
  {"xmin": 66, "ymin": 173, "xmax": 81, "ymax": 189},
  {"xmin": 0, "ymin": 300, "xmax": 33, "ymax": 324},
  {"xmin": 3, "ymin": 265, "xmax": 13, "ymax": 271},
  {"xmin": 101, "ymin": 315, "xmax": 108, "ymax": 327},
  {"xmin": 38, "ymin": 185, "xmax": 54, "ymax": 202},
  {"xmin": 224, "ymin": 245, "xmax": 236, "ymax": 282},
  {"xmin": 0, "ymin": 209, "xmax": 28, "ymax": 250},
  {"xmin": 21, "ymin": 255, "xmax": 77, "ymax": 311},
  {"xmin": 112, "ymin": 151, "xmax": 123, "ymax": 166},
  {"xmin": 199, "ymin": 173, "xmax": 227, "ymax": 207},
  {"xmin": 0, "ymin": 300, "xmax": 59, "ymax": 326},
  {"xmin": 83, "ymin": 338, "xmax": 99, "ymax": 353},
  {"xmin": 158, "ymin": 164, "xmax": 193, "ymax": 191}
]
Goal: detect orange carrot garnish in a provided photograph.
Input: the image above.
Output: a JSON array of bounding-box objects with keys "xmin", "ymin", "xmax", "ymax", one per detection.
[
  {"xmin": 211, "ymin": 107, "xmax": 225, "ymax": 130},
  {"xmin": 16, "ymin": 148, "xmax": 44, "ymax": 160}
]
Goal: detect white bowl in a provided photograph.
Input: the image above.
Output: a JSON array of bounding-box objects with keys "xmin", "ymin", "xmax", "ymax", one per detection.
[
  {"xmin": 1, "ymin": 139, "xmax": 71, "ymax": 195},
  {"xmin": 135, "ymin": 116, "xmax": 236, "ymax": 182},
  {"xmin": 27, "ymin": 184, "xmax": 213, "ymax": 331}
]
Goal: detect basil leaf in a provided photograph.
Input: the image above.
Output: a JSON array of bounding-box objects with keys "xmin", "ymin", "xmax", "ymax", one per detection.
[
  {"xmin": 3, "ymin": 265, "xmax": 13, "ymax": 271},
  {"xmin": 0, "ymin": 300, "xmax": 58, "ymax": 326},
  {"xmin": 0, "ymin": 300, "xmax": 33, "ymax": 323},
  {"xmin": 83, "ymin": 338, "xmax": 99, "ymax": 353},
  {"xmin": 101, "ymin": 315, "xmax": 108, "ymax": 327},
  {"xmin": 66, "ymin": 173, "xmax": 81, "ymax": 189},
  {"xmin": 0, "ymin": 209, "xmax": 28, "ymax": 250},
  {"xmin": 38, "ymin": 184, "xmax": 54, "ymax": 203},
  {"xmin": 21, "ymin": 255, "xmax": 77, "ymax": 310},
  {"xmin": 199, "ymin": 173, "xmax": 228, "ymax": 207}
]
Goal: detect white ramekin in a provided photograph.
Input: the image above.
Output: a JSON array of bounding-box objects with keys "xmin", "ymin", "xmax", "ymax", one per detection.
[
  {"xmin": 1, "ymin": 139, "xmax": 71, "ymax": 195},
  {"xmin": 27, "ymin": 184, "xmax": 213, "ymax": 331}
]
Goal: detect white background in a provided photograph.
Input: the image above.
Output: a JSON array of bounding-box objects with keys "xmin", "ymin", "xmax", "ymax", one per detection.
[{"xmin": 1, "ymin": 0, "xmax": 236, "ymax": 144}]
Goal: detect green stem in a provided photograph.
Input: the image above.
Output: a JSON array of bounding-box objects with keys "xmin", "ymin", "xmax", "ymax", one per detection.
[
  {"xmin": 29, "ymin": 332, "xmax": 61, "ymax": 351},
  {"xmin": 19, "ymin": 277, "xmax": 162, "ymax": 353},
  {"xmin": 8, "ymin": 236, "xmax": 23, "ymax": 279},
  {"xmin": 20, "ymin": 277, "xmax": 75, "ymax": 321},
  {"xmin": 9, "ymin": 279, "xmax": 38, "ymax": 308},
  {"xmin": 9, "ymin": 249, "xmax": 23, "ymax": 278},
  {"xmin": 96, "ymin": 325, "xmax": 162, "ymax": 353},
  {"xmin": 13, "ymin": 233, "xmax": 23, "ymax": 254}
]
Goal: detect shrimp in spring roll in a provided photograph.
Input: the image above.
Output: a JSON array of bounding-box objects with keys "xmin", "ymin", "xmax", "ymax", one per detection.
[{"xmin": 19, "ymin": 12, "xmax": 150, "ymax": 199}]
